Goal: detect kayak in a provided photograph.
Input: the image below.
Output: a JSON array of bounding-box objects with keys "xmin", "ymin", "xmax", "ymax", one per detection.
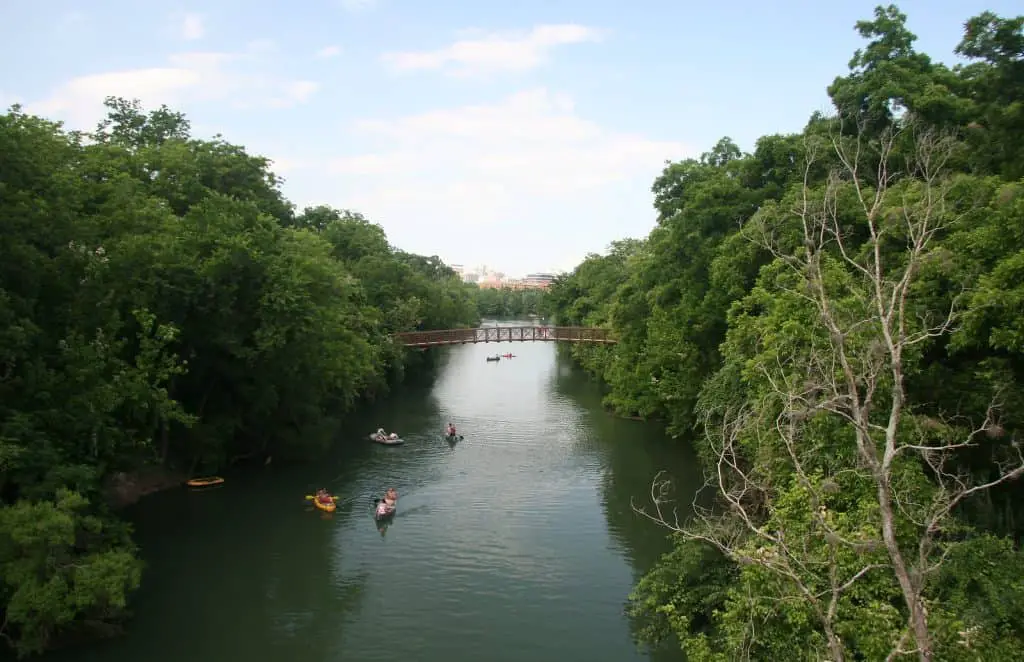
[
  {"xmin": 309, "ymin": 495, "xmax": 338, "ymax": 512},
  {"xmin": 186, "ymin": 476, "xmax": 224, "ymax": 487},
  {"xmin": 485, "ymin": 356, "xmax": 501, "ymax": 362},
  {"xmin": 445, "ymin": 434, "xmax": 463, "ymax": 442},
  {"xmin": 368, "ymin": 434, "xmax": 404, "ymax": 445}
]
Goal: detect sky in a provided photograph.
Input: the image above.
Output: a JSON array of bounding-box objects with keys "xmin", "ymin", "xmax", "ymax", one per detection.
[{"xmin": 1, "ymin": 0, "xmax": 1019, "ymax": 277}]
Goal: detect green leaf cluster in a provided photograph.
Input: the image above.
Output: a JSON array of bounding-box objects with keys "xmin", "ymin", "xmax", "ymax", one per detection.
[{"xmin": 0, "ymin": 97, "xmax": 477, "ymax": 654}]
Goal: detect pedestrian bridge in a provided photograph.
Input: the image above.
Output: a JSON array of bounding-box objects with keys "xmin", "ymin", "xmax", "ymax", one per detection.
[{"xmin": 393, "ymin": 326, "xmax": 615, "ymax": 348}]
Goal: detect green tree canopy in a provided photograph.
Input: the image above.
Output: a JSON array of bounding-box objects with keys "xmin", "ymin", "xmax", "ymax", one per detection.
[
  {"xmin": 0, "ymin": 97, "xmax": 477, "ymax": 655},
  {"xmin": 548, "ymin": 5, "xmax": 1024, "ymax": 660}
]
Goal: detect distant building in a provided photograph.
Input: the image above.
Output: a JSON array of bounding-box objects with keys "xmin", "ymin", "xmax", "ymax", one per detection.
[
  {"xmin": 452, "ymin": 267, "xmax": 555, "ymax": 289},
  {"xmin": 479, "ymin": 273, "xmax": 505, "ymax": 289},
  {"xmin": 522, "ymin": 272, "xmax": 556, "ymax": 289}
]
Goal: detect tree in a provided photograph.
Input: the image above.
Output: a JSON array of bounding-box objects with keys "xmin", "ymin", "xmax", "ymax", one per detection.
[
  {"xmin": 0, "ymin": 97, "xmax": 479, "ymax": 654},
  {"xmin": 635, "ymin": 120, "xmax": 1024, "ymax": 660}
]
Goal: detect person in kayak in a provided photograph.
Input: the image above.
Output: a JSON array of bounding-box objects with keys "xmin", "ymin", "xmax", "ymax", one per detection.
[
  {"xmin": 316, "ymin": 488, "xmax": 333, "ymax": 505},
  {"xmin": 446, "ymin": 422, "xmax": 457, "ymax": 437},
  {"xmin": 384, "ymin": 487, "xmax": 397, "ymax": 506},
  {"xmin": 375, "ymin": 427, "xmax": 386, "ymax": 441}
]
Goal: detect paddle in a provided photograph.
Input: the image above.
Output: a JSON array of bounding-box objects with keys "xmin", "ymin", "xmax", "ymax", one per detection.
[{"xmin": 305, "ymin": 495, "xmax": 338, "ymax": 502}]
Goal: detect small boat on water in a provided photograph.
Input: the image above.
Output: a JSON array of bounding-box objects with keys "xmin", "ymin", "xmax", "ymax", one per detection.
[
  {"xmin": 186, "ymin": 476, "xmax": 224, "ymax": 488},
  {"xmin": 307, "ymin": 494, "xmax": 338, "ymax": 512},
  {"xmin": 368, "ymin": 433, "xmax": 404, "ymax": 445},
  {"xmin": 486, "ymin": 355, "xmax": 501, "ymax": 362}
]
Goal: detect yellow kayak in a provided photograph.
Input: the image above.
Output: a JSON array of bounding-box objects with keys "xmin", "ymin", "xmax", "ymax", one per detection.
[
  {"xmin": 308, "ymin": 495, "xmax": 338, "ymax": 512},
  {"xmin": 186, "ymin": 476, "xmax": 224, "ymax": 487}
]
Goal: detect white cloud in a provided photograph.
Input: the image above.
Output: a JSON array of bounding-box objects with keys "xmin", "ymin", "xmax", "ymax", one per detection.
[
  {"xmin": 328, "ymin": 152, "xmax": 413, "ymax": 176},
  {"xmin": 180, "ymin": 13, "xmax": 205, "ymax": 41},
  {"xmin": 26, "ymin": 49, "xmax": 318, "ymax": 130},
  {"xmin": 1, "ymin": 91, "xmax": 24, "ymax": 110},
  {"xmin": 316, "ymin": 45, "xmax": 342, "ymax": 59},
  {"xmin": 381, "ymin": 24, "xmax": 604, "ymax": 77},
  {"xmin": 246, "ymin": 39, "xmax": 278, "ymax": 55},
  {"xmin": 325, "ymin": 88, "xmax": 690, "ymax": 229},
  {"xmin": 268, "ymin": 156, "xmax": 308, "ymax": 175},
  {"xmin": 269, "ymin": 80, "xmax": 321, "ymax": 107}
]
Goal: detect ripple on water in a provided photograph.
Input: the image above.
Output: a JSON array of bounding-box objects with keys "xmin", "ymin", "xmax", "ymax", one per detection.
[{"xmin": 59, "ymin": 340, "xmax": 689, "ymax": 662}]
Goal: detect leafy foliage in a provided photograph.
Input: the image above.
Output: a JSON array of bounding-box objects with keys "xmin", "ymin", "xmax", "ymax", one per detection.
[
  {"xmin": 471, "ymin": 286, "xmax": 546, "ymax": 319},
  {"xmin": 0, "ymin": 98, "xmax": 477, "ymax": 655},
  {"xmin": 548, "ymin": 5, "xmax": 1024, "ymax": 659}
]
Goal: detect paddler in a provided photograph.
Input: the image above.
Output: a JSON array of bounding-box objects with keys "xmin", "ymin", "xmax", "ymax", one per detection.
[
  {"xmin": 446, "ymin": 422, "xmax": 457, "ymax": 437},
  {"xmin": 316, "ymin": 488, "xmax": 333, "ymax": 505}
]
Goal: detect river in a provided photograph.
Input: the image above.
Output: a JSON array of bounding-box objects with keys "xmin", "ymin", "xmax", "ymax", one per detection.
[{"xmin": 55, "ymin": 323, "xmax": 700, "ymax": 662}]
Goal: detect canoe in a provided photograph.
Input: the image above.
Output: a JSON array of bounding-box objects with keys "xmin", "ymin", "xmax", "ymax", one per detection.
[
  {"xmin": 309, "ymin": 495, "xmax": 338, "ymax": 512},
  {"xmin": 368, "ymin": 434, "xmax": 404, "ymax": 445},
  {"xmin": 186, "ymin": 476, "xmax": 224, "ymax": 487}
]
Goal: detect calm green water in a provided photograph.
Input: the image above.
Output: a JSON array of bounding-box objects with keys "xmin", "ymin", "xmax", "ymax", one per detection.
[{"xmin": 57, "ymin": 325, "xmax": 699, "ymax": 662}]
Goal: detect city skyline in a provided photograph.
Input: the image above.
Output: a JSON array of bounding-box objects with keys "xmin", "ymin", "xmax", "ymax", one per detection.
[
  {"xmin": 446, "ymin": 263, "xmax": 560, "ymax": 289},
  {"xmin": 447, "ymin": 262, "xmax": 561, "ymax": 279}
]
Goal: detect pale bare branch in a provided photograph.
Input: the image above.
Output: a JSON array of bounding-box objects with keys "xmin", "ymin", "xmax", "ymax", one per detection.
[{"xmin": 636, "ymin": 118, "xmax": 1020, "ymax": 662}]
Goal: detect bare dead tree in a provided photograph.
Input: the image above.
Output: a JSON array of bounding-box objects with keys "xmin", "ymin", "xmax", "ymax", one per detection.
[{"xmin": 633, "ymin": 119, "xmax": 1024, "ymax": 662}]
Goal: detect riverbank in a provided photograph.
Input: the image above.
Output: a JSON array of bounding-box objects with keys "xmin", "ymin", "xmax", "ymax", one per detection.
[{"xmin": 104, "ymin": 467, "xmax": 187, "ymax": 509}]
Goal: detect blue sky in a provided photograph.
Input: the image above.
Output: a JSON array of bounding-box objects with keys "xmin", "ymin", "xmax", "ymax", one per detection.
[{"xmin": 1, "ymin": 0, "xmax": 1018, "ymax": 277}]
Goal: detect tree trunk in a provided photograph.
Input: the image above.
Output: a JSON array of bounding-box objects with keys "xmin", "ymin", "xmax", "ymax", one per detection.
[{"xmin": 877, "ymin": 476, "xmax": 931, "ymax": 660}]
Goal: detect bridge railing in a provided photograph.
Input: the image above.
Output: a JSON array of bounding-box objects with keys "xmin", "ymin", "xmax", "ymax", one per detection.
[
  {"xmin": 392, "ymin": 326, "xmax": 614, "ymax": 347},
  {"xmin": 395, "ymin": 328, "xmax": 478, "ymax": 346}
]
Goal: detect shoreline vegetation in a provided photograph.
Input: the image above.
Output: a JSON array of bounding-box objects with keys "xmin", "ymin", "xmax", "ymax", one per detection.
[
  {"xmin": 0, "ymin": 97, "xmax": 485, "ymax": 655},
  {"xmin": 548, "ymin": 5, "xmax": 1024, "ymax": 661},
  {"xmin": 3, "ymin": 3, "xmax": 1022, "ymax": 660}
]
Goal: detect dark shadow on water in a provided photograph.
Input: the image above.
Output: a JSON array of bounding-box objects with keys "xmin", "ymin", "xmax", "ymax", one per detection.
[
  {"xmin": 45, "ymin": 484, "xmax": 371, "ymax": 662},
  {"xmin": 547, "ymin": 354, "xmax": 698, "ymax": 662},
  {"xmin": 40, "ymin": 373, "xmax": 454, "ymax": 662}
]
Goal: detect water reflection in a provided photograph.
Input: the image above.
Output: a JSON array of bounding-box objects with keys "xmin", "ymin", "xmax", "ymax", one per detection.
[
  {"xmin": 53, "ymin": 480, "xmax": 371, "ymax": 662},
  {"xmin": 548, "ymin": 351, "xmax": 701, "ymax": 564},
  {"xmin": 41, "ymin": 324, "xmax": 696, "ymax": 662},
  {"xmin": 547, "ymin": 350, "xmax": 697, "ymax": 661}
]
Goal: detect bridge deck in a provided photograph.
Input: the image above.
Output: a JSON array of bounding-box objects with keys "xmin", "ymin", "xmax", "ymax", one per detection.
[{"xmin": 393, "ymin": 326, "xmax": 615, "ymax": 347}]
